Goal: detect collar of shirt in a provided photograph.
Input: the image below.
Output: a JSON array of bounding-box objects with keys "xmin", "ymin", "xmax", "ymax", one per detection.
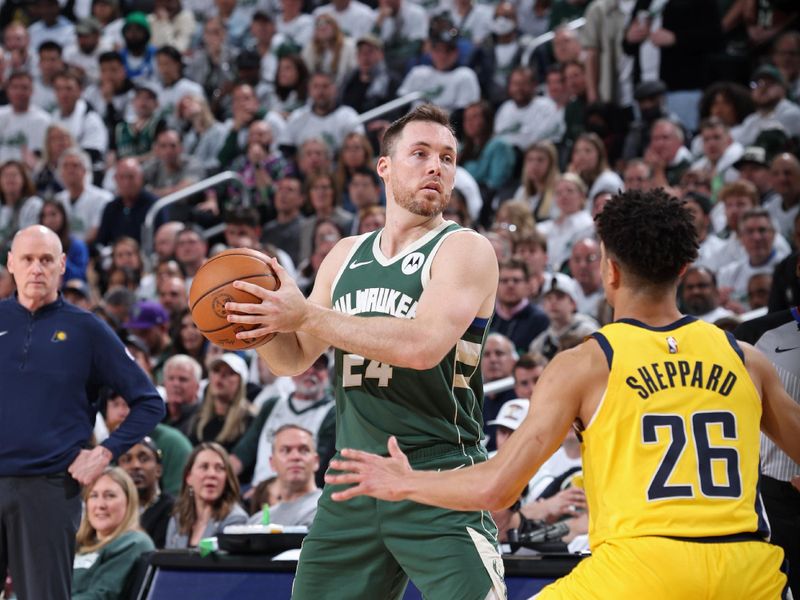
[{"xmin": 495, "ymin": 298, "xmax": 529, "ymax": 320}]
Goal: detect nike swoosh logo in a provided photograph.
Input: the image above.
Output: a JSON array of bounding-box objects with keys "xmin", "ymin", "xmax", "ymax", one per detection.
[
  {"xmin": 0, "ymin": 331, "xmax": 7, "ymax": 337},
  {"xmin": 775, "ymin": 346, "xmax": 799, "ymax": 353},
  {"xmin": 349, "ymin": 260, "xmax": 373, "ymax": 270}
]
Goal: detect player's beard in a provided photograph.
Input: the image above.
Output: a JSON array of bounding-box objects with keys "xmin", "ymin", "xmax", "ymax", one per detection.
[{"xmin": 391, "ymin": 173, "xmax": 450, "ymax": 217}]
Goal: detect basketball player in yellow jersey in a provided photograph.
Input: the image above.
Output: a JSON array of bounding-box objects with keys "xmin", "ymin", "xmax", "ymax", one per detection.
[{"xmin": 327, "ymin": 189, "xmax": 800, "ymax": 599}]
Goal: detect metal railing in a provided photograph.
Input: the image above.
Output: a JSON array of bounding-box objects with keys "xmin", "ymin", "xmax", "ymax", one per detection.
[
  {"xmin": 140, "ymin": 170, "xmax": 248, "ymax": 269},
  {"xmin": 520, "ymin": 17, "xmax": 586, "ymax": 72},
  {"xmin": 357, "ymin": 91, "xmax": 425, "ymax": 124}
]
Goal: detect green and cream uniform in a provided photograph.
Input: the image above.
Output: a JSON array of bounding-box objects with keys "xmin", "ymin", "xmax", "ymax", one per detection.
[{"xmin": 293, "ymin": 221, "xmax": 506, "ymax": 600}]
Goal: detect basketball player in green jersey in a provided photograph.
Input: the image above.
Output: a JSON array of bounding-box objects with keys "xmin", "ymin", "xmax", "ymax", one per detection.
[
  {"xmin": 326, "ymin": 189, "xmax": 800, "ymax": 599},
  {"xmin": 226, "ymin": 105, "xmax": 507, "ymax": 600}
]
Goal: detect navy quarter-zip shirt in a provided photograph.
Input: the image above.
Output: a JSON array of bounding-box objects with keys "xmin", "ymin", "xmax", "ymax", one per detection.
[{"xmin": 0, "ymin": 295, "xmax": 165, "ymax": 476}]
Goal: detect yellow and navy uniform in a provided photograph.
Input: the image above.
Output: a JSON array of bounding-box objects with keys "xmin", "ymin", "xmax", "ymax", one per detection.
[{"xmin": 537, "ymin": 316, "xmax": 788, "ymax": 600}]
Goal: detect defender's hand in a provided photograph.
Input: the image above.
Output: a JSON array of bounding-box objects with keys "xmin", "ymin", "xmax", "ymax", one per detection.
[{"xmin": 326, "ymin": 437, "xmax": 413, "ymax": 502}]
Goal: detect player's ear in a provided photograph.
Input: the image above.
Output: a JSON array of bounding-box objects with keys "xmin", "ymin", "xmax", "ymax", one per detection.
[{"xmin": 376, "ymin": 155, "xmax": 389, "ymax": 179}]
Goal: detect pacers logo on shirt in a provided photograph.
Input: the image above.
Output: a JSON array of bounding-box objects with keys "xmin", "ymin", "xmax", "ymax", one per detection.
[
  {"xmin": 401, "ymin": 252, "xmax": 425, "ymax": 275},
  {"xmin": 51, "ymin": 330, "xmax": 68, "ymax": 343}
]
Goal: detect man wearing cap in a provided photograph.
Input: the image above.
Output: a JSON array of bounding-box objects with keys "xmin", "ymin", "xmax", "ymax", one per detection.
[
  {"xmin": 529, "ymin": 273, "xmax": 598, "ymax": 361},
  {"xmin": 63, "ymin": 277, "xmax": 93, "ymax": 309},
  {"xmin": 734, "ymin": 146, "xmax": 777, "ymax": 205},
  {"xmin": 734, "ymin": 64, "xmax": 800, "ymax": 147},
  {"xmin": 340, "ymin": 35, "xmax": 401, "ymax": 117},
  {"xmin": 487, "ymin": 398, "xmax": 529, "ymax": 451},
  {"xmin": 398, "ymin": 28, "xmax": 480, "ymax": 113},
  {"xmin": 233, "ymin": 355, "xmax": 336, "ymax": 489},
  {"xmin": 314, "ymin": 0, "xmax": 376, "ymax": 40},
  {"xmin": 124, "ymin": 299, "xmax": 173, "ymax": 380},
  {"xmin": 118, "ymin": 436, "xmax": 175, "ymax": 548},
  {"xmin": 63, "ymin": 17, "xmax": 111, "ymax": 86},
  {"xmin": 765, "ymin": 152, "xmax": 800, "ymax": 242},
  {"xmin": 121, "ymin": 11, "xmax": 156, "ymax": 83},
  {"xmin": 622, "ymin": 79, "xmax": 672, "ymax": 161}
]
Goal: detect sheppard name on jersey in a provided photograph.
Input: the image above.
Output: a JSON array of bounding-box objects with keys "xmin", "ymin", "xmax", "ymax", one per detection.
[
  {"xmin": 333, "ymin": 288, "xmax": 419, "ymax": 318},
  {"xmin": 625, "ymin": 360, "xmax": 737, "ymax": 400}
]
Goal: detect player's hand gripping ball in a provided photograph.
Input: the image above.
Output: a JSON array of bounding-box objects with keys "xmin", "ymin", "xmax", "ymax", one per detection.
[{"xmin": 189, "ymin": 248, "xmax": 280, "ymax": 350}]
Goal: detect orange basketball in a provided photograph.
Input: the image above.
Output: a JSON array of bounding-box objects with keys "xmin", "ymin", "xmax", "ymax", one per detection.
[{"xmin": 189, "ymin": 248, "xmax": 280, "ymax": 350}]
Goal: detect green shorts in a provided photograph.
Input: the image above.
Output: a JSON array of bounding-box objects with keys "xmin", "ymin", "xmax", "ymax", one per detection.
[{"xmin": 292, "ymin": 446, "xmax": 506, "ymax": 600}]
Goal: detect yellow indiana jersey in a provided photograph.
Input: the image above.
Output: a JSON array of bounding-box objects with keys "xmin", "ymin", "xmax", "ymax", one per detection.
[{"xmin": 582, "ymin": 316, "xmax": 768, "ymax": 550}]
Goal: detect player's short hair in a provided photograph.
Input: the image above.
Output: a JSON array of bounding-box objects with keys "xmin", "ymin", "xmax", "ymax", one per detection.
[
  {"xmin": 596, "ymin": 189, "xmax": 698, "ymax": 289},
  {"xmin": 380, "ymin": 104, "xmax": 455, "ymax": 157}
]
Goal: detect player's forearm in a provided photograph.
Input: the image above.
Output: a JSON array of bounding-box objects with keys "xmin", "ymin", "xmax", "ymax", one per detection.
[
  {"xmin": 256, "ymin": 331, "xmax": 320, "ymax": 376},
  {"xmin": 299, "ymin": 302, "xmax": 445, "ymax": 370},
  {"xmin": 400, "ymin": 461, "xmax": 514, "ymax": 511}
]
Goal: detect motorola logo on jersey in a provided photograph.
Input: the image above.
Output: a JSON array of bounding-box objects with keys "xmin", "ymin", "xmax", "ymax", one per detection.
[{"xmin": 402, "ymin": 252, "xmax": 425, "ymax": 275}]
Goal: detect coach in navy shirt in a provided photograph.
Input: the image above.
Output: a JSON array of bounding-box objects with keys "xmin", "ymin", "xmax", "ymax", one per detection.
[{"xmin": 0, "ymin": 225, "xmax": 165, "ymax": 599}]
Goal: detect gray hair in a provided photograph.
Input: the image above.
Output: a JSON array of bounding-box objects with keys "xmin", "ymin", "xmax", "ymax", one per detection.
[
  {"xmin": 164, "ymin": 353, "xmax": 203, "ymax": 382},
  {"xmin": 57, "ymin": 147, "xmax": 92, "ymax": 173}
]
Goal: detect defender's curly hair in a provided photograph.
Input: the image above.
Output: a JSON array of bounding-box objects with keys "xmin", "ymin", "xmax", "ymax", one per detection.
[{"xmin": 596, "ymin": 189, "xmax": 698, "ymax": 287}]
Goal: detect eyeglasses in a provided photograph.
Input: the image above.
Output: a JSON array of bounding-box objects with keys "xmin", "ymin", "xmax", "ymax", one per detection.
[{"xmin": 499, "ymin": 277, "xmax": 526, "ymax": 284}]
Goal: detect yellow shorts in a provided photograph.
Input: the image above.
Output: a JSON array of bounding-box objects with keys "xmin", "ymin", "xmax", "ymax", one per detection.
[{"xmin": 536, "ymin": 536, "xmax": 788, "ymax": 600}]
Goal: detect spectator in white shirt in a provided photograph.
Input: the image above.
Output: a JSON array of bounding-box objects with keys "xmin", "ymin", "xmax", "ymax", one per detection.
[
  {"xmin": 536, "ymin": 173, "xmax": 593, "ymax": 272},
  {"xmin": 313, "ymin": 0, "xmax": 376, "ymax": 40},
  {"xmin": 54, "ymin": 148, "xmax": 113, "ymax": 244},
  {"xmin": 0, "ymin": 71, "xmax": 52, "ymax": 164},
  {"xmin": 733, "ymin": 64, "xmax": 800, "ymax": 147},
  {"xmin": 680, "ymin": 265, "xmax": 734, "ymax": 324},
  {"xmin": 494, "ymin": 66, "xmax": 564, "ymax": 151},
  {"xmin": 397, "ymin": 28, "xmax": 481, "ymax": 113}
]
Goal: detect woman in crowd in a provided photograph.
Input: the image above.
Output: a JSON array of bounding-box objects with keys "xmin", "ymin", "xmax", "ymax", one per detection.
[
  {"xmin": 513, "ymin": 141, "xmax": 561, "ymax": 222},
  {"xmin": 536, "ymin": 173, "xmax": 594, "ymax": 272},
  {"xmin": 266, "ymin": 54, "xmax": 310, "ymax": 118},
  {"xmin": 297, "ymin": 217, "xmax": 344, "ymax": 294},
  {"xmin": 165, "ymin": 442, "xmax": 248, "ymax": 548},
  {"xmin": 171, "ymin": 307, "xmax": 209, "ymax": 374},
  {"xmin": 302, "ymin": 14, "xmax": 356, "ymax": 87},
  {"xmin": 334, "ymin": 132, "xmax": 375, "ymax": 207},
  {"xmin": 300, "ymin": 172, "xmax": 353, "ymax": 261},
  {"xmin": 188, "ymin": 354, "xmax": 254, "ymax": 451},
  {"xmin": 176, "ymin": 95, "xmax": 229, "ymax": 173},
  {"xmin": 34, "ymin": 124, "xmax": 76, "ymax": 200},
  {"xmin": 492, "ymin": 199, "xmax": 537, "ymax": 241},
  {"xmin": 99, "ymin": 236, "xmax": 145, "ymax": 294},
  {"xmin": 569, "ymin": 132, "xmax": 623, "ymax": 205},
  {"xmin": 459, "ymin": 100, "xmax": 516, "ymax": 200},
  {"xmin": 72, "ymin": 468, "xmax": 155, "ymax": 600},
  {"xmin": 40, "ymin": 199, "xmax": 89, "ymax": 282},
  {"xmin": 0, "ymin": 160, "xmax": 44, "ymax": 249}
]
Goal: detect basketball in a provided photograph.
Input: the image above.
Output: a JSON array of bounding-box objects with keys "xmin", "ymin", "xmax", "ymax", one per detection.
[{"xmin": 189, "ymin": 248, "xmax": 280, "ymax": 350}]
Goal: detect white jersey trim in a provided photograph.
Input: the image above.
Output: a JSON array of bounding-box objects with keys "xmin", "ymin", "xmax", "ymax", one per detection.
[{"xmin": 372, "ymin": 219, "xmax": 453, "ymax": 267}]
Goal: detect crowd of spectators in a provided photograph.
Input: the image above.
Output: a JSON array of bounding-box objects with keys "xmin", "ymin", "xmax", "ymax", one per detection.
[{"xmin": 1, "ymin": 0, "xmax": 799, "ymax": 596}]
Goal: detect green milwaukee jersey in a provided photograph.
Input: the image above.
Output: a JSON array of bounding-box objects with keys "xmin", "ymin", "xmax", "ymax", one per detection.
[{"xmin": 330, "ymin": 220, "xmax": 490, "ymax": 456}]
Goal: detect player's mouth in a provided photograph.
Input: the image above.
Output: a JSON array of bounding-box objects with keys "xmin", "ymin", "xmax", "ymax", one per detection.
[{"xmin": 420, "ymin": 181, "xmax": 442, "ymax": 193}]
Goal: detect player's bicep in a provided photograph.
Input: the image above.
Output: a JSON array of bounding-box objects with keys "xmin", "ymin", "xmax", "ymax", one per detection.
[{"xmin": 416, "ymin": 232, "xmax": 498, "ymax": 337}]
